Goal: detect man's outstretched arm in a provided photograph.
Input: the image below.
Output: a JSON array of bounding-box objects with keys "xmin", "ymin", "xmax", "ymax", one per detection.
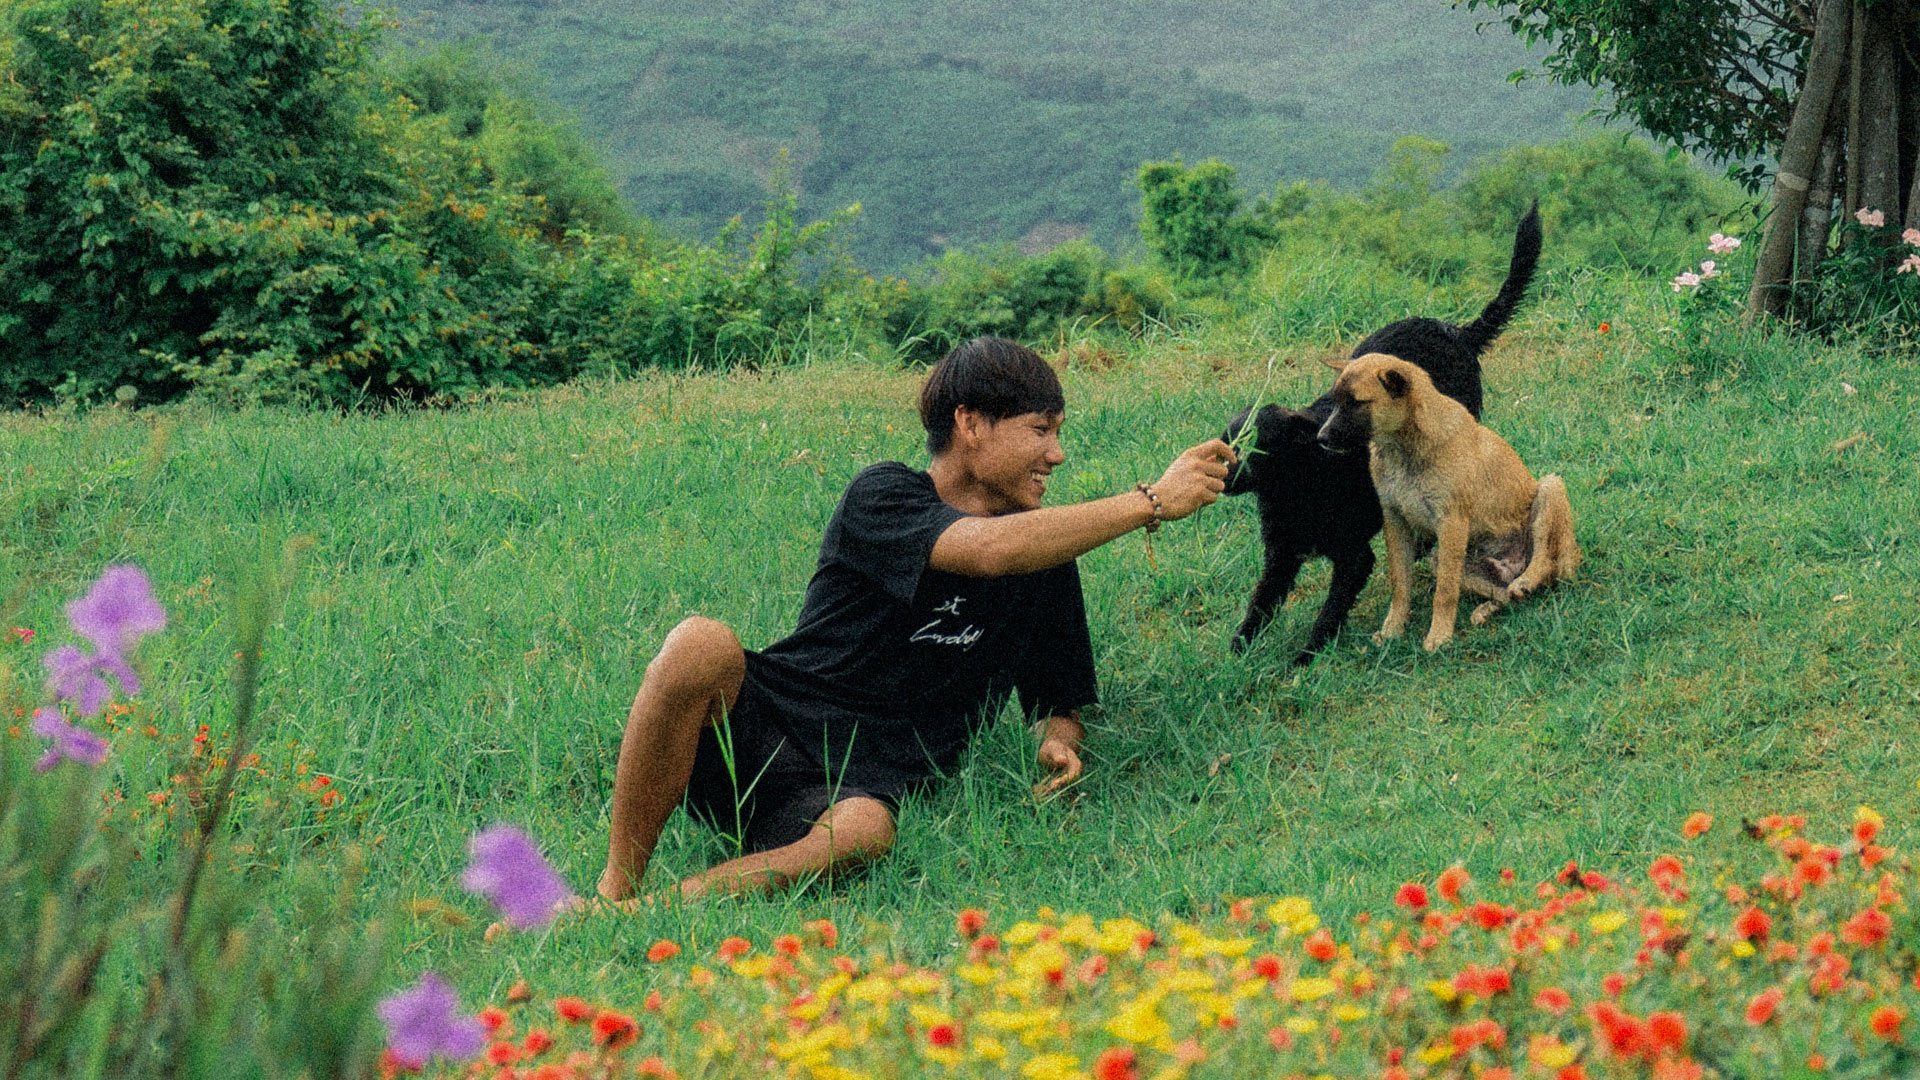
[{"xmin": 931, "ymin": 438, "xmax": 1236, "ymax": 577}]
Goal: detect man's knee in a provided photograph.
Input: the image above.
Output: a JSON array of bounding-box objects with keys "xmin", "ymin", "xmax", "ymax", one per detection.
[
  {"xmin": 815, "ymin": 797, "xmax": 896, "ymax": 862},
  {"xmin": 644, "ymin": 616, "xmax": 745, "ymax": 709}
]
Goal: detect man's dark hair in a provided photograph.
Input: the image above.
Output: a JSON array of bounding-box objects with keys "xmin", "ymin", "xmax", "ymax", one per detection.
[{"xmin": 919, "ymin": 337, "xmax": 1066, "ymax": 454}]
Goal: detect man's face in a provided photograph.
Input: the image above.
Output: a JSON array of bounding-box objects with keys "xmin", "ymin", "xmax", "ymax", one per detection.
[{"xmin": 971, "ymin": 410, "xmax": 1066, "ymax": 514}]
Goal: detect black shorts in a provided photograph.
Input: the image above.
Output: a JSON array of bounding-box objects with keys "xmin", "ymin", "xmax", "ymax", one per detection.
[{"xmin": 681, "ymin": 680, "xmax": 894, "ymax": 854}]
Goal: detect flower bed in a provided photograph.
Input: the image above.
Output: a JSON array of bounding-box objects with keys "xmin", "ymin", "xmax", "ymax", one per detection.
[{"xmin": 407, "ymin": 810, "xmax": 1916, "ymax": 1080}]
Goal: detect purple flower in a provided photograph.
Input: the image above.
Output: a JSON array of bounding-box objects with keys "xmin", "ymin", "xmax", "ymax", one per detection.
[
  {"xmin": 376, "ymin": 972, "xmax": 485, "ymax": 1069},
  {"xmin": 66, "ymin": 565, "xmax": 166, "ymax": 657},
  {"xmin": 31, "ymin": 708, "xmax": 110, "ymax": 771},
  {"xmin": 43, "ymin": 645, "xmax": 118, "ymax": 717},
  {"xmin": 461, "ymin": 824, "xmax": 575, "ymax": 929}
]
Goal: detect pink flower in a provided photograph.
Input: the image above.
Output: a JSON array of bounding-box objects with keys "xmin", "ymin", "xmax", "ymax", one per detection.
[
  {"xmin": 1707, "ymin": 233, "xmax": 1741, "ymax": 254},
  {"xmin": 1856, "ymin": 207, "xmax": 1885, "ymax": 227},
  {"xmin": 1897, "ymin": 254, "xmax": 1920, "ymax": 275},
  {"xmin": 1903, "ymin": 228, "xmax": 1920, "ymax": 247},
  {"xmin": 1672, "ymin": 272, "xmax": 1702, "ymax": 292},
  {"xmin": 1699, "ymin": 261, "xmax": 1720, "ymax": 279}
]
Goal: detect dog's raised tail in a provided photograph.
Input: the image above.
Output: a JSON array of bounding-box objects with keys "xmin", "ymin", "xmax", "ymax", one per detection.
[{"xmin": 1458, "ymin": 200, "xmax": 1542, "ymax": 357}]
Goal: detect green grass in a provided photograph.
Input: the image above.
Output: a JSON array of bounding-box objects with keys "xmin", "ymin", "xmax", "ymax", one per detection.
[{"xmin": 2, "ymin": 269, "xmax": 1916, "ymax": 1011}]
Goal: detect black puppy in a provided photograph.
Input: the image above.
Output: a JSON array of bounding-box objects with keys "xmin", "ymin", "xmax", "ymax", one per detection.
[{"xmin": 1223, "ymin": 203, "xmax": 1541, "ymax": 663}]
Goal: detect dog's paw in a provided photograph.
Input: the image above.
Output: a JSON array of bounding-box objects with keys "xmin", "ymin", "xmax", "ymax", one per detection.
[
  {"xmin": 1230, "ymin": 633, "xmax": 1251, "ymax": 655},
  {"xmin": 1469, "ymin": 601, "xmax": 1501, "ymax": 626},
  {"xmin": 1291, "ymin": 648, "xmax": 1318, "ymax": 667},
  {"xmin": 1422, "ymin": 630, "xmax": 1453, "ymax": 652},
  {"xmin": 1505, "ymin": 581, "xmax": 1531, "ymax": 603}
]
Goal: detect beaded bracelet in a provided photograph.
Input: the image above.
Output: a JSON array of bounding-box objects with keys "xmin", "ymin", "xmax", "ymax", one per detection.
[{"xmin": 1134, "ymin": 482, "xmax": 1164, "ymax": 533}]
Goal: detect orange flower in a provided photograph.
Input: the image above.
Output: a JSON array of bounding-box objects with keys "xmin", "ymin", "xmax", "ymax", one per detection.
[
  {"xmin": 1266, "ymin": 1026, "xmax": 1293, "ymax": 1051},
  {"xmin": 522, "ymin": 1029, "xmax": 553, "ymax": 1055},
  {"xmin": 1092, "ymin": 1046, "xmax": 1137, "ymax": 1080},
  {"xmin": 1745, "ymin": 987, "xmax": 1783, "ymax": 1026},
  {"xmin": 1304, "ymin": 928, "xmax": 1337, "ymax": 962},
  {"xmin": 1436, "ymin": 866, "xmax": 1470, "ymax": 904},
  {"xmin": 1647, "ymin": 854, "xmax": 1684, "ymax": 892},
  {"xmin": 477, "ymin": 1007, "xmax": 509, "ymax": 1034},
  {"xmin": 1601, "ymin": 973, "xmax": 1626, "ymax": 998},
  {"xmin": 772, "ymin": 934, "xmax": 802, "ymax": 957},
  {"xmin": 1453, "ymin": 964, "xmax": 1511, "ymax": 998},
  {"xmin": 506, "ymin": 979, "xmax": 532, "ymax": 1004},
  {"xmin": 1534, "ymin": 987, "xmax": 1572, "ymax": 1014},
  {"xmin": 1558, "ymin": 1067, "xmax": 1589, "ymax": 1080},
  {"xmin": 528, "ymin": 1064, "xmax": 570, "ymax": 1080},
  {"xmin": 1597, "ymin": 321, "xmax": 1612, "ymax": 334},
  {"xmin": 1732, "ymin": 906, "xmax": 1771, "ymax": 941},
  {"xmin": 555, "ymin": 997, "xmax": 593, "ymax": 1023},
  {"xmin": 1871, "ymin": 1005, "xmax": 1904, "ymax": 1042},
  {"xmin": 643, "ymin": 990, "xmax": 664, "ymax": 1013},
  {"xmin": 806, "ymin": 918, "xmax": 839, "ymax": 948},
  {"xmin": 1394, "ymin": 883, "xmax": 1429, "ymax": 910},
  {"xmin": 956, "ymin": 909, "xmax": 988, "ymax": 937},
  {"xmin": 928, "ymin": 1023, "xmax": 959, "ymax": 1049},
  {"xmin": 1680, "ymin": 812, "xmax": 1712, "ymax": 838},
  {"xmin": 647, "ymin": 940, "xmax": 680, "ymax": 963},
  {"xmin": 1651, "ymin": 1057, "xmax": 1703, "ymax": 1080},
  {"xmin": 590, "ymin": 1009, "xmax": 638, "ymax": 1050},
  {"xmin": 636, "ymin": 1057, "xmax": 676, "ymax": 1078},
  {"xmin": 1229, "ymin": 898, "xmax": 1254, "ymax": 922},
  {"xmin": 716, "ymin": 937, "xmax": 752, "ymax": 962},
  {"xmin": 1806, "ymin": 1053, "xmax": 1827, "ymax": 1072},
  {"xmin": 1861, "ymin": 843, "xmax": 1888, "ymax": 869},
  {"xmin": 1842, "ymin": 907, "xmax": 1891, "ymax": 948},
  {"xmin": 485, "ymin": 1041, "xmax": 521, "ymax": 1065}
]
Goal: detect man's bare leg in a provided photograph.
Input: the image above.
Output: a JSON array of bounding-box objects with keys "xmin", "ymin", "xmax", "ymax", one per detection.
[
  {"xmin": 677, "ymin": 796, "xmax": 895, "ymax": 900},
  {"xmin": 598, "ymin": 616, "xmax": 745, "ymax": 902}
]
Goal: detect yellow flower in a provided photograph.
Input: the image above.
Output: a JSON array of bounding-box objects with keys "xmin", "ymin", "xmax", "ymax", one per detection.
[
  {"xmin": 1588, "ymin": 911, "xmax": 1628, "ymax": 934},
  {"xmin": 808, "ymin": 1066, "xmax": 872, "ymax": 1080},
  {"xmin": 847, "ymin": 976, "xmax": 894, "ymax": 1006},
  {"xmin": 979, "ymin": 1010, "xmax": 1046, "ymax": 1032},
  {"xmin": 972, "ymin": 1037, "xmax": 1007, "ymax": 1061},
  {"xmin": 1006, "ymin": 921, "xmax": 1045, "ymax": 946},
  {"xmin": 1729, "ymin": 940, "xmax": 1756, "ymax": 958},
  {"xmin": 1289, "ymin": 978, "xmax": 1336, "ymax": 1002},
  {"xmin": 1424, "ymin": 980, "xmax": 1456, "ymax": 1003},
  {"xmin": 1059, "ymin": 914, "xmax": 1098, "ymax": 946},
  {"xmin": 817, "ymin": 972, "xmax": 852, "ymax": 1000},
  {"xmin": 789, "ymin": 997, "xmax": 831, "ymax": 1021},
  {"xmin": 1021, "ymin": 1053, "xmax": 1082, "ymax": 1080},
  {"xmin": 956, "ymin": 963, "xmax": 998, "ymax": 985},
  {"xmin": 1160, "ymin": 971, "xmax": 1215, "ymax": 994},
  {"xmin": 1858, "ymin": 805, "xmax": 1884, "ymax": 828},
  {"xmin": 1106, "ymin": 996, "xmax": 1171, "ymax": 1043},
  {"xmin": 1659, "ymin": 907, "xmax": 1689, "ymax": 924},
  {"xmin": 909, "ymin": 1004, "xmax": 952, "ymax": 1029},
  {"xmin": 1015, "ymin": 942, "xmax": 1069, "ymax": 980},
  {"xmin": 1528, "ymin": 1036, "xmax": 1577, "ymax": 1069},
  {"xmin": 898, "ymin": 972, "xmax": 943, "ymax": 995},
  {"xmin": 1332, "ymin": 1005, "xmax": 1370, "ymax": 1023},
  {"xmin": 1285, "ymin": 1016, "xmax": 1320, "ymax": 1034},
  {"xmin": 1266, "ymin": 897, "xmax": 1313, "ymax": 926},
  {"xmin": 1417, "ymin": 1043, "xmax": 1457, "ymax": 1065}
]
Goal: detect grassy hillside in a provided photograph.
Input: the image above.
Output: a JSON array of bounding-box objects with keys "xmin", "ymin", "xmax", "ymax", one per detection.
[
  {"xmin": 382, "ymin": 0, "xmax": 1599, "ymax": 267},
  {"xmin": 6, "ymin": 257, "xmax": 1916, "ymax": 1027}
]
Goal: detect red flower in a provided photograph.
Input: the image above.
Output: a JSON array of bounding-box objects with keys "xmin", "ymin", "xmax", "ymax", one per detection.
[
  {"xmin": 1646, "ymin": 1012, "xmax": 1687, "ymax": 1054},
  {"xmin": 1535, "ymin": 987, "xmax": 1572, "ymax": 1014},
  {"xmin": 1470, "ymin": 901, "xmax": 1515, "ymax": 930},
  {"xmin": 772, "ymin": 934, "xmax": 803, "ymax": 957},
  {"xmin": 1092, "ymin": 1046, "xmax": 1137, "ymax": 1080},
  {"xmin": 1229, "ymin": 898, "xmax": 1254, "ymax": 923},
  {"xmin": 643, "ymin": 990, "xmax": 664, "ymax": 1013},
  {"xmin": 956, "ymin": 908, "xmax": 988, "ymax": 937},
  {"xmin": 1601, "ymin": 973, "xmax": 1626, "ymax": 998},
  {"xmin": 1871, "ymin": 1005, "xmax": 1904, "ymax": 1042},
  {"xmin": 1253, "ymin": 954, "xmax": 1282, "ymax": 980},
  {"xmin": 807, "ymin": 919, "xmax": 839, "ymax": 948},
  {"xmin": 1745, "ymin": 987, "xmax": 1783, "ymax": 1026},
  {"xmin": 477, "ymin": 1007, "xmax": 509, "ymax": 1034},
  {"xmin": 636, "ymin": 1057, "xmax": 675, "ymax": 1078},
  {"xmin": 1597, "ymin": 322, "xmax": 1612, "ymax": 334},
  {"xmin": 1652, "ymin": 1057, "xmax": 1703, "ymax": 1080},
  {"xmin": 506, "ymin": 979, "xmax": 532, "ymax": 1004},
  {"xmin": 1647, "ymin": 854, "xmax": 1684, "ymax": 892},
  {"xmin": 1842, "ymin": 907, "xmax": 1892, "ymax": 948},
  {"xmin": 717, "ymin": 937, "xmax": 752, "ymax": 961},
  {"xmin": 1453, "ymin": 964, "xmax": 1512, "ymax": 998},
  {"xmin": 522, "ymin": 1029, "xmax": 553, "ymax": 1055},
  {"xmin": 555, "ymin": 997, "xmax": 593, "ymax": 1023},
  {"xmin": 485, "ymin": 1041, "xmax": 520, "ymax": 1065},
  {"xmin": 1590, "ymin": 1001, "xmax": 1651, "ymax": 1058},
  {"xmin": 1680, "ymin": 812, "xmax": 1712, "ymax": 838},
  {"xmin": 1394, "ymin": 883, "xmax": 1430, "ymax": 910},
  {"xmin": 590, "ymin": 1009, "xmax": 638, "ymax": 1050},
  {"xmin": 1304, "ymin": 928, "xmax": 1337, "ymax": 962},
  {"xmin": 1862, "ymin": 843, "xmax": 1889, "ymax": 869},
  {"xmin": 928, "ymin": 1023, "xmax": 959, "ymax": 1048},
  {"xmin": 647, "ymin": 940, "xmax": 680, "ymax": 963},
  {"xmin": 1558, "ymin": 1067, "xmax": 1589, "ymax": 1080},
  {"xmin": 1437, "ymin": 866, "xmax": 1470, "ymax": 904},
  {"xmin": 1732, "ymin": 906, "xmax": 1771, "ymax": 941},
  {"xmin": 1266, "ymin": 1026, "xmax": 1293, "ymax": 1051}
]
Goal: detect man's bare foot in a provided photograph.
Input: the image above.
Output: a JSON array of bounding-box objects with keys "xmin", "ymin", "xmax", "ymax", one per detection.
[{"xmin": 482, "ymin": 893, "xmax": 648, "ymax": 943}]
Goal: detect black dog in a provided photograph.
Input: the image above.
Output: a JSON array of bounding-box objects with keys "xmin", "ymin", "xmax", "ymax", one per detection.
[{"xmin": 1222, "ymin": 203, "xmax": 1541, "ymax": 663}]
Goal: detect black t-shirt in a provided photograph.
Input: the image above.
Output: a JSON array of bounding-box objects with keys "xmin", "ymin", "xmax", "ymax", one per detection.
[{"xmin": 743, "ymin": 462, "xmax": 1099, "ymax": 798}]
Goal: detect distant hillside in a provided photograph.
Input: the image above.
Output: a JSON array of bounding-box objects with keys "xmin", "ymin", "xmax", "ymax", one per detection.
[{"xmin": 384, "ymin": 0, "xmax": 1601, "ymax": 269}]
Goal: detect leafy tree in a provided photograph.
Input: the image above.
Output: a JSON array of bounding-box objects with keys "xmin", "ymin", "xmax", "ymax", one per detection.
[
  {"xmin": 1457, "ymin": 0, "xmax": 1920, "ymax": 322},
  {"xmin": 1138, "ymin": 158, "xmax": 1270, "ymax": 278}
]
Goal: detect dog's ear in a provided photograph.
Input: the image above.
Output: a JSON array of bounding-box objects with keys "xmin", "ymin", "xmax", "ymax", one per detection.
[
  {"xmin": 1378, "ymin": 368, "xmax": 1409, "ymax": 399},
  {"xmin": 1320, "ymin": 355, "xmax": 1350, "ymax": 373},
  {"xmin": 1280, "ymin": 409, "xmax": 1321, "ymax": 443}
]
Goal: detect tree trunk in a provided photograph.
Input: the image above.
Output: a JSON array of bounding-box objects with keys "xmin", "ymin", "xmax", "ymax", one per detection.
[
  {"xmin": 1905, "ymin": 13, "xmax": 1920, "ymax": 232},
  {"xmin": 1797, "ymin": 81, "xmax": 1847, "ymax": 284},
  {"xmin": 1851, "ymin": 1, "xmax": 1904, "ymax": 225},
  {"xmin": 1748, "ymin": 0, "xmax": 1854, "ymax": 321}
]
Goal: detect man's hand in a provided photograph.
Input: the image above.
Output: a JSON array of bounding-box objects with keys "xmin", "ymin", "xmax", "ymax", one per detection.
[
  {"xmin": 1034, "ymin": 712, "xmax": 1085, "ymax": 800},
  {"xmin": 1152, "ymin": 439, "xmax": 1236, "ymax": 520}
]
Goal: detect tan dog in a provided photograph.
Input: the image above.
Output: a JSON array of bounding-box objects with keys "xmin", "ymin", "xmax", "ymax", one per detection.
[{"xmin": 1315, "ymin": 353, "xmax": 1579, "ymax": 651}]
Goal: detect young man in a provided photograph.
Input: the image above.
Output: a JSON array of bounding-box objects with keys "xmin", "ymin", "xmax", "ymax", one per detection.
[{"xmin": 597, "ymin": 337, "xmax": 1235, "ymax": 905}]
